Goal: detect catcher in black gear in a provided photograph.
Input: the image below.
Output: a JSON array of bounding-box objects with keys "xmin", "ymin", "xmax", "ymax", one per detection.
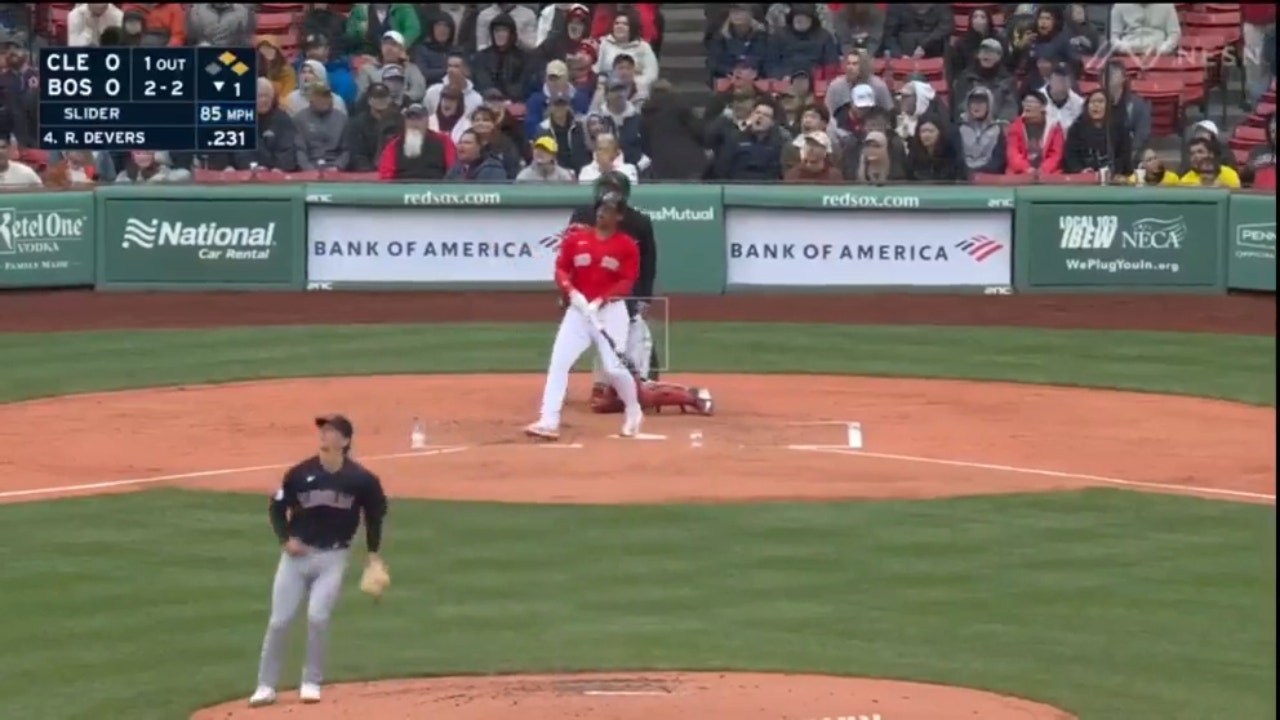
[{"xmin": 569, "ymin": 171, "xmax": 660, "ymax": 391}]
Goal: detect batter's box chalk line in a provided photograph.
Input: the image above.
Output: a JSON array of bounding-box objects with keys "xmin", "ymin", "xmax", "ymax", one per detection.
[
  {"xmin": 784, "ymin": 420, "xmax": 864, "ymax": 449},
  {"xmin": 607, "ymin": 433, "xmax": 668, "ymax": 440}
]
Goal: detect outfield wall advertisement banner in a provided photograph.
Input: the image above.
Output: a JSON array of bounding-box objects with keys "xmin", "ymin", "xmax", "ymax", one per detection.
[
  {"xmin": 307, "ymin": 207, "xmax": 568, "ymax": 284},
  {"xmin": 1225, "ymin": 193, "xmax": 1276, "ymax": 292},
  {"xmin": 0, "ymin": 192, "xmax": 95, "ymax": 288},
  {"xmin": 723, "ymin": 210, "xmax": 1012, "ymax": 287}
]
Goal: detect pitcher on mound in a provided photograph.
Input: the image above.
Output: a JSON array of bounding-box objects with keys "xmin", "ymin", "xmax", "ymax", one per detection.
[{"xmin": 525, "ymin": 191, "xmax": 643, "ymax": 441}]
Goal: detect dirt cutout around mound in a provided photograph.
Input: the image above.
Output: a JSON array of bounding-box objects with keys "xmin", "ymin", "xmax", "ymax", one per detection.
[{"xmin": 190, "ymin": 671, "xmax": 1076, "ymax": 720}]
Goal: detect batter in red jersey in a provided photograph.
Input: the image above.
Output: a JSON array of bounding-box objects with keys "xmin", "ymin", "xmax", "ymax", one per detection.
[{"xmin": 526, "ymin": 192, "xmax": 644, "ymax": 440}]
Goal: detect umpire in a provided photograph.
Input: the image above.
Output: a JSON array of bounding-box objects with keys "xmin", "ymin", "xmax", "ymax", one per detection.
[{"xmin": 569, "ymin": 171, "xmax": 660, "ymax": 392}]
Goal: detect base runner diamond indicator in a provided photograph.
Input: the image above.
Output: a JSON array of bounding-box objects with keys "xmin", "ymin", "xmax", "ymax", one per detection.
[
  {"xmin": 231, "ymin": 62, "xmax": 250, "ymax": 76},
  {"xmin": 218, "ymin": 51, "xmax": 238, "ymax": 65},
  {"xmin": 205, "ymin": 62, "xmax": 222, "ymax": 76}
]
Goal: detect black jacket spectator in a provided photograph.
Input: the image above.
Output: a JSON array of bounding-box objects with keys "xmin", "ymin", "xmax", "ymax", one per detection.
[
  {"xmin": 882, "ymin": 4, "xmax": 953, "ymax": 59},
  {"xmin": 206, "ymin": 101, "xmax": 299, "ymax": 172},
  {"xmin": 640, "ymin": 82, "xmax": 708, "ymax": 180},
  {"xmin": 834, "ymin": 3, "xmax": 885, "ymax": 58},
  {"xmin": 769, "ymin": 4, "xmax": 840, "ymax": 79},
  {"xmin": 1010, "ymin": 6, "xmax": 1075, "ymax": 76},
  {"xmin": 906, "ymin": 114, "xmax": 966, "ymax": 182},
  {"xmin": 345, "ymin": 100, "xmax": 405, "ymax": 172},
  {"xmin": 301, "ymin": 6, "xmax": 349, "ymax": 56},
  {"xmin": 708, "ymin": 7, "xmax": 772, "ymax": 78},
  {"xmin": 1064, "ymin": 3, "xmax": 1103, "ymax": 58},
  {"xmin": 715, "ymin": 107, "xmax": 785, "ymax": 181},
  {"xmin": 413, "ymin": 11, "xmax": 458, "ymax": 87},
  {"xmin": 951, "ymin": 39, "xmax": 1019, "ymax": 122},
  {"xmin": 1064, "ymin": 90, "xmax": 1132, "ymax": 175},
  {"xmin": 704, "ymin": 3, "xmax": 768, "ymax": 49},
  {"xmin": 950, "ymin": 9, "xmax": 999, "ymax": 77},
  {"xmin": 471, "ymin": 13, "xmax": 530, "ymax": 101}
]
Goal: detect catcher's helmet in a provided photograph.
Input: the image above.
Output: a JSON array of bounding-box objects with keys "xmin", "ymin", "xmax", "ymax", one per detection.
[{"xmin": 593, "ymin": 171, "xmax": 632, "ymax": 203}]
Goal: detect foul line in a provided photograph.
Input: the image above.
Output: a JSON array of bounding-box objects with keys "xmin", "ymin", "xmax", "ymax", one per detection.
[
  {"xmin": 0, "ymin": 446, "xmax": 471, "ymax": 500},
  {"xmin": 788, "ymin": 446, "xmax": 1276, "ymax": 502}
]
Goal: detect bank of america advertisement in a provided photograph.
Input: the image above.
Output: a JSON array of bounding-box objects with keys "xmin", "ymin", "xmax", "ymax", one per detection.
[
  {"xmin": 307, "ymin": 207, "xmax": 567, "ymax": 284},
  {"xmin": 725, "ymin": 210, "xmax": 1012, "ymax": 286}
]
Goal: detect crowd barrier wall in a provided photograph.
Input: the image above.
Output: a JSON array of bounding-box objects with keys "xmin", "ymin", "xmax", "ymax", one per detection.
[{"xmin": 0, "ymin": 185, "xmax": 1273, "ymax": 294}]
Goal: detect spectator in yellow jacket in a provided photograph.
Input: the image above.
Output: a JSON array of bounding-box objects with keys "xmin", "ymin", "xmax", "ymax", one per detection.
[
  {"xmin": 1128, "ymin": 147, "xmax": 1181, "ymax": 186},
  {"xmin": 1178, "ymin": 138, "xmax": 1241, "ymax": 188}
]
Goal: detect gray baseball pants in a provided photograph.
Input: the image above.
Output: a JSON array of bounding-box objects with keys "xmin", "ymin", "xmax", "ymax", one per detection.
[{"xmin": 256, "ymin": 546, "xmax": 349, "ymax": 688}]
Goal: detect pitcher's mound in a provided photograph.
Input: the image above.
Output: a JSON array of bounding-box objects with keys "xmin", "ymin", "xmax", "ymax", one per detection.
[{"xmin": 191, "ymin": 672, "xmax": 1075, "ymax": 719}]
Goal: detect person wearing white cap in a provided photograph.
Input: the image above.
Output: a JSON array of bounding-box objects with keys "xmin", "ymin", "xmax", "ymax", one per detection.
[
  {"xmin": 344, "ymin": 3, "xmax": 422, "ymax": 56},
  {"xmin": 784, "ymin": 131, "xmax": 844, "ymax": 183},
  {"xmin": 355, "ymin": 30, "xmax": 427, "ymax": 104},
  {"xmin": 823, "ymin": 49, "xmax": 893, "ymax": 117}
]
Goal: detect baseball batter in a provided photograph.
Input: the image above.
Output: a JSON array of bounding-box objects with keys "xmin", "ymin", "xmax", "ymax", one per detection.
[
  {"xmin": 526, "ymin": 192, "xmax": 643, "ymax": 440},
  {"xmin": 249, "ymin": 415, "xmax": 388, "ymax": 708}
]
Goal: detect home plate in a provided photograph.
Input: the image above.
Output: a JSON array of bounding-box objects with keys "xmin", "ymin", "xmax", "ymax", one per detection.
[{"xmin": 608, "ymin": 433, "xmax": 667, "ymax": 440}]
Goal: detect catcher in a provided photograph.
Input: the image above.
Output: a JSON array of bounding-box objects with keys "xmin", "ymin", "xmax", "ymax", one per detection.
[{"xmin": 248, "ymin": 415, "xmax": 390, "ymax": 708}]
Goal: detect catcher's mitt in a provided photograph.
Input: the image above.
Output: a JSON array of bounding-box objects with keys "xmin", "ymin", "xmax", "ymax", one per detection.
[{"xmin": 360, "ymin": 558, "xmax": 391, "ymax": 600}]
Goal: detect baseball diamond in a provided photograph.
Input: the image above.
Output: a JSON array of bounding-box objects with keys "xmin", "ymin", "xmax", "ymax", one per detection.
[{"xmin": 0, "ymin": 291, "xmax": 1273, "ymax": 720}]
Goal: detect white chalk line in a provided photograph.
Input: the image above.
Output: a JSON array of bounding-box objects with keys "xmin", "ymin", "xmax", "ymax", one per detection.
[
  {"xmin": 787, "ymin": 446, "xmax": 1276, "ymax": 502},
  {"xmin": 0, "ymin": 446, "xmax": 471, "ymax": 500}
]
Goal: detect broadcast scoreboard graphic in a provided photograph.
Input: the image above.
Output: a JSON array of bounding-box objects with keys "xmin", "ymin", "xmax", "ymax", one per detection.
[{"xmin": 38, "ymin": 47, "xmax": 258, "ymax": 152}]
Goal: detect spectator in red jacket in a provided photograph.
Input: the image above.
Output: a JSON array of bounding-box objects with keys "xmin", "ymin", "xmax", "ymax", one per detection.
[
  {"xmin": 591, "ymin": 3, "xmax": 660, "ymax": 47},
  {"xmin": 378, "ymin": 103, "xmax": 455, "ymax": 180},
  {"xmin": 1005, "ymin": 90, "xmax": 1064, "ymax": 176}
]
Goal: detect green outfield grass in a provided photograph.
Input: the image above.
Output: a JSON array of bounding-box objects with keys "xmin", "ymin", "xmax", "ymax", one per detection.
[{"xmin": 0, "ymin": 323, "xmax": 1274, "ymax": 720}]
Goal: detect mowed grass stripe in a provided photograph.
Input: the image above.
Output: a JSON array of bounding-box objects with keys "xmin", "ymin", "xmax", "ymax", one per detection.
[
  {"xmin": 0, "ymin": 323, "xmax": 1273, "ymax": 405},
  {"xmin": 0, "ymin": 489, "xmax": 1272, "ymax": 720}
]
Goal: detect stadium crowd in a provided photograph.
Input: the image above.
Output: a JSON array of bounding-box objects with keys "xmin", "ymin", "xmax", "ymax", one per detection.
[{"xmin": 0, "ymin": 2, "xmax": 1273, "ymax": 189}]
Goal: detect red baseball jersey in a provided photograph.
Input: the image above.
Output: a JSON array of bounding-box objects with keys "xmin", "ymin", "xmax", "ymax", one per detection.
[{"xmin": 554, "ymin": 224, "xmax": 640, "ymax": 303}]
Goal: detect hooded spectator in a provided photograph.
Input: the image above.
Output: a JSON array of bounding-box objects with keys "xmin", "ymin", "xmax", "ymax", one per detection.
[
  {"xmin": 429, "ymin": 87, "xmax": 473, "ymax": 144},
  {"xmin": 538, "ymin": 4, "xmax": 600, "ymax": 75},
  {"xmin": 883, "ymin": 3, "xmax": 953, "ymax": 59},
  {"xmin": 950, "ymin": 8, "xmax": 999, "ymax": 77},
  {"xmin": 476, "ymin": 3, "xmax": 537, "ymax": 50},
  {"xmin": 1243, "ymin": 113, "xmax": 1277, "ymax": 189},
  {"xmin": 1029, "ymin": 5, "xmax": 1076, "ymax": 68},
  {"xmin": 1064, "ymin": 89, "xmax": 1131, "ymax": 175},
  {"xmin": 346, "ymin": 81, "xmax": 405, "ymax": 171},
  {"xmin": 44, "ymin": 151, "xmax": 101, "ymax": 187},
  {"xmin": 299, "ymin": 3, "xmax": 347, "ymax": 55},
  {"xmin": 1180, "ymin": 137, "xmax": 1241, "ymax": 187},
  {"xmin": 640, "ymin": 79, "xmax": 708, "ymax": 180},
  {"xmin": 525, "ymin": 60, "xmax": 592, "ymax": 138},
  {"xmin": 704, "ymin": 3, "xmax": 768, "ymax": 49},
  {"xmin": 784, "ymin": 131, "xmax": 843, "ymax": 183},
  {"xmin": 114, "ymin": 150, "xmax": 189, "ymax": 183},
  {"xmin": 516, "ymin": 135, "xmax": 576, "ymax": 182},
  {"xmin": 951, "ymin": 38, "xmax": 1018, "ymax": 122},
  {"xmin": 577, "ymin": 130, "xmax": 641, "ymax": 184},
  {"xmin": 1179, "ymin": 119, "xmax": 1236, "ymax": 172},
  {"xmin": 783, "ymin": 103, "xmax": 836, "ymax": 170},
  {"xmin": 286, "ymin": 60, "xmax": 350, "ymax": 116},
  {"xmin": 1044, "ymin": 64, "xmax": 1084, "ymax": 133},
  {"xmin": 1006, "ymin": 89, "xmax": 1064, "ymax": 176},
  {"xmin": 834, "ymin": 3, "xmax": 885, "ymax": 58},
  {"xmin": 377, "ymin": 102, "xmax": 454, "ymax": 180},
  {"xmin": 597, "ymin": 78, "xmax": 646, "ymax": 167},
  {"xmin": 592, "ymin": 3, "xmax": 661, "ymax": 46},
  {"xmin": 894, "ymin": 80, "xmax": 945, "ymax": 142},
  {"xmin": 427, "ymin": 3, "xmax": 481, "ymax": 53},
  {"xmin": 1110, "ymin": 3, "xmax": 1181, "ymax": 57},
  {"xmin": 295, "ymin": 83, "xmax": 351, "ymax": 171},
  {"xmin": 849, "ymin": 130, "xmax": 906, "ymax": 184},
  {"xmin": 297, "ymin": 34, "xmax": 358, "ymax": 108},
  {"xmin": 766, "ymin": 2, "xmax": 837, "ymax": 36},
  {"xmin": 445, "ymin": 128, "xmax": 508, "ymax": 180},
  {"xmin": 121, "ymin": 2, "xmax": 185, "ymax": 46},
  {"xmin": 906, "ymin": 114, "xmax": 965, "ymax": 182},
  {"xmin": 824, "ymin": 50, "xmax": 894, "ymax": 117},
  {"xmin": 0, "ymin": 138, "xmax": 41, "ymax": 187},
  {"xmin": 186, "ymin": 2, "xmax": 255, "ymax": 46},
  {"xmin": 595, "ymin": 8, "xmax": 659, "ymax": 97},
  {"xmin": 1064, "ymin": 3, "xmax": 1102, "ymax": 58},
  {"xmin": 257, "ymin": 37, "xmax": 298, "ymax": 103},
  {"xmin": 424, "ymin": 52, "xmax": 484, "ymax": 116},
  {"xmin": 714, "ymin": 99, "xmax": 785, "ymax": 181},
  {"xmin": 472, "ymin": 12, "xmax": 531, "ymax": 100},
  {"xmin": 1105, "ymin": 62, "xmax": 1151, "ymax": 161},
  {"xmin": 413, "ymin": 10, "xmax": 458, "ymax": 87},
  {"xmin": 1130, "ymin": 146, "xmax": 1180, "ymax": 185},
  {"xmin": 534, "ymin": 88, "xmax": 580, "ymax": 170},
  {"xmin": 346, "ymin": 3, "xmax": 421, "ymax": 56},
  {"xmin": 769, "ymin": 4, "xmax": 839, "ymax": 79},
  {"xmin": 709, "ymin": 4, "xmax": 771, "ymax": 79},
  {"xmin": 68, "ymin": 3, "xmax": 124, "ymax": 46},
  {"xmin": 206, "ymin": 78, "xmax": 299, "ymax": 172},
  {"xmin": 357, "ymin": 30, "xmax": 427, "ymax": 102},
  {"xmin": 469, "ymin": 105, "xmax": 522, "ymax": 178},
  {"xmin": 958, "ymin": 87, "xmax": 1007, "ymax": 174}
]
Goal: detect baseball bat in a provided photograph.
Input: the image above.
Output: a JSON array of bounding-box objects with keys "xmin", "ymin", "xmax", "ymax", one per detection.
[{"xmin": 592, "ymin": 320, "xmax": 643, "ymax": 378}]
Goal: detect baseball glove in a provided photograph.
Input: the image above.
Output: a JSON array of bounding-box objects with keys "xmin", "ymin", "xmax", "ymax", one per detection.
[{"xmin": 360, "ymin": 558, "xmax": 391, "ymax": 600}]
